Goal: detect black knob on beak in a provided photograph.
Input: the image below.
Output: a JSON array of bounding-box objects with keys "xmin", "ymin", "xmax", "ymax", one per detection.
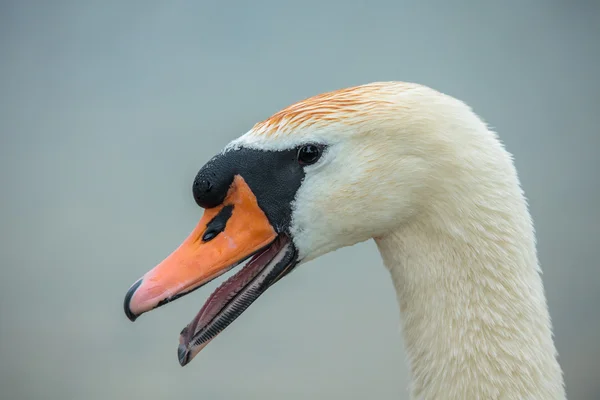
[{"xmin": 192, "ymin": 155, "xmax": 235, "ymax": 209}]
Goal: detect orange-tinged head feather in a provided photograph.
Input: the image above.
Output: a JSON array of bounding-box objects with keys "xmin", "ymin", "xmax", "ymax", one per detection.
[{"xmin": 250, "ymin": 82, "xmax": 417, "ymax": 137}]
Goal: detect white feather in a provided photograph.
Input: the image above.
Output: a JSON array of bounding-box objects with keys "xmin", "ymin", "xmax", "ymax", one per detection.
[{"xmin": 230, "ymin": 82, "xmax": 566, "ymax": 399}]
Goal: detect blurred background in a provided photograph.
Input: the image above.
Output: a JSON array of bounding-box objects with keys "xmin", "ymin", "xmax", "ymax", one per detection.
[{"xmin": 1, "ymin": 1, "xmax": 599, "ymax": 399}]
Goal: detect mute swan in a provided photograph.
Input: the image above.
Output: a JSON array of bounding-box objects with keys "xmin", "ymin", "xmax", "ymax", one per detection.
[{"xmin": 124, "ymin": 82, "xmax": 566, "ymax": 399}]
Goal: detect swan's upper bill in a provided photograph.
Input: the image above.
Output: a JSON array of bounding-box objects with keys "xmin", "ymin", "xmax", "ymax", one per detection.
[{"xmin": 123, "ymin": 82, "xmax": 565, "ymax": 399}]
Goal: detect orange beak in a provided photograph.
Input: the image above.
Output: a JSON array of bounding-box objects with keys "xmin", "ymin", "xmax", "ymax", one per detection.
[{"xmin": 124, "ymin": 175, "xmax": 277, "ymax": 321}]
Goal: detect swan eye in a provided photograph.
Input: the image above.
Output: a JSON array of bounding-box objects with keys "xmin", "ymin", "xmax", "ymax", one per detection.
[{"xmin": 297, "ymin": 144, "xmax": 322, "ymax": 165}]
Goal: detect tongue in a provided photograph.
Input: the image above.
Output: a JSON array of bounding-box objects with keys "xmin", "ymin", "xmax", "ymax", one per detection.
[
  {"xmin": 188, "ymin": 241, "xmax": 283, "ymax": 335},
  {"xmin": 178, "ymin": 237, "xmax": 287, "ymax": 352},
  {"xmin": 177, "ymin": 235, "xmax": 300, "ymax": 366}
]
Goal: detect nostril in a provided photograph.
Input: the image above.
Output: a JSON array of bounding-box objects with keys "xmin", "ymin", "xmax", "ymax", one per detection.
[
  {"xmin": 202, "ymin": 205, "xmax": 234, "ymax": 242},
  {"xmin": 202, "ymin": 229, "xmax": 218, "ymax": 242}
]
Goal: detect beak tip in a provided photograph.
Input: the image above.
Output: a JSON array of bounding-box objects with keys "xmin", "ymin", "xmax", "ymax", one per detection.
[
  {"xmin": 124, "ymin": 278, "xmax": 143, "ymax": 322},
  {"xmin": 124, "ymin": 306, "xmax": 138, "ymax": 322},
  {"xmin": 178, "ymin": 344, "xmax": 191, "ymax": 367}
]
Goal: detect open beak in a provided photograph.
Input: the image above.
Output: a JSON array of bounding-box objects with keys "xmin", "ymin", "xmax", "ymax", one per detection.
[{"xmin": 123, "ymin": 175, "xmax": 298, "ymax": 365}]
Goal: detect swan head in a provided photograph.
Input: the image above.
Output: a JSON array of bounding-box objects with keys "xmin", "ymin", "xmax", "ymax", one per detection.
[{"xmin": 123, "ymin": 81, "xmax": 496, "ymax": 366}]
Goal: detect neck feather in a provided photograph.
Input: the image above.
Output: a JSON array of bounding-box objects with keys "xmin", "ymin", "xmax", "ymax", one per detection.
[{"xmin": 373, "ymin": 155, "xmax": 566, "ymax": 400}]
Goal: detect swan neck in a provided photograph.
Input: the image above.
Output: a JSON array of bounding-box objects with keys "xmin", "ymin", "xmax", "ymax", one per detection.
[{"xmin": 374, "ymin": 210, "xmax": 566, "ymax": 399}]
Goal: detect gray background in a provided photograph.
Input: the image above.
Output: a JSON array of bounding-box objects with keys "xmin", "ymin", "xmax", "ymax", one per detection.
[{"xmin": 1, "ymin": 1, "xmax": 599, "ymax": 399}]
